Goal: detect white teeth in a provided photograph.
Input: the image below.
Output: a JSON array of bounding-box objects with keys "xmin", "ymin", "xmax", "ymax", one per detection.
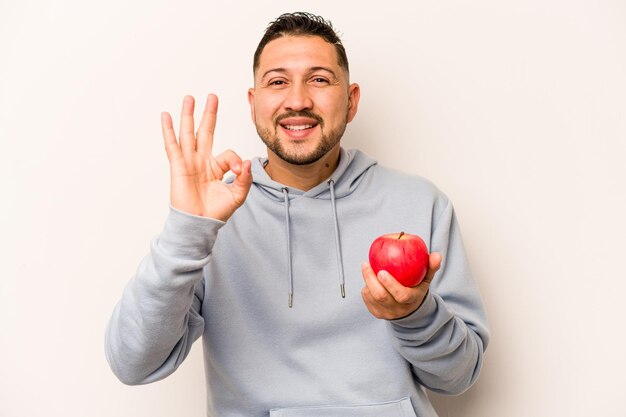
[{"xmin": 284, "ymin": 124, "xmax": 313, "ymax": 131}]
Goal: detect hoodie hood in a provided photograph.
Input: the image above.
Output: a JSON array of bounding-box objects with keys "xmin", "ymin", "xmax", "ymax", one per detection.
[{"xmin": 250, "ymin": 148, "xmax": 377, "ymax": 201}]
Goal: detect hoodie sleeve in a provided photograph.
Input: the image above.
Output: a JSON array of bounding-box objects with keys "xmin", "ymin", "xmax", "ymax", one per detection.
[
  {"xmin": 385, "ymin": 198, "xmax": 490, "ymax": 395},
  {"xmin": 104, "ymin": 207, "xmax": 224, "ymax": 385}
]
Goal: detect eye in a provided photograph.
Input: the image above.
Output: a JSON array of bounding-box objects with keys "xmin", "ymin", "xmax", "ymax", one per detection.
[
  {"xmin": 311, "ymin": 77, "xmax": 329, "ymax": 84},
  {"xmin": 266, "ymin": 78, "xmax": 289, "ymax": 88}
]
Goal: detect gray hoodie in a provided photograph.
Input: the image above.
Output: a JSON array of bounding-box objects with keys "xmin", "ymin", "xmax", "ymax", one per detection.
[{"xmin": 105, "ymin": 148, "xmax": 490, "ymax": 417}]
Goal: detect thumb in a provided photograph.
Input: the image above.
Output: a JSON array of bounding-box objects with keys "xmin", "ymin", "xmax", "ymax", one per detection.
[{"xmin": 231, "ymin": 159, "xmax": 253, "ymax": 200}]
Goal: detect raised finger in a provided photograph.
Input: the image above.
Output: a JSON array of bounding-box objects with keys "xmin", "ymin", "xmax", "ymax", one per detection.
[
  {"xmin": 196, "ymin": 94, "xmax": 218, "ymax": 155},
  {"xmin": 178, "ymin": 95, "xmax": 196, "ymax": 154},
  {"xmin": 161, "ymin": 112, "xmax": 183, "ymax": 163}
]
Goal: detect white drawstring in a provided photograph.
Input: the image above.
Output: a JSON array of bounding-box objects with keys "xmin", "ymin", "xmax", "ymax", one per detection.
[
  {"xmin": 328, "ymin": 179, "xmax": 346, "ymax": 299},
  {"xmin": 281, "ymin": 182, "xmax": 346, "ymax": 308},
  {"xmin": 281, "ymin": 187, "xmax": 294, "ymax": 308}
]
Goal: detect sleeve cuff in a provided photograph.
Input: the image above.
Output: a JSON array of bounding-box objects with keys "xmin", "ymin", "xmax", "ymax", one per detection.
[
  {"xmin": 389, "ymin": 290, "xmax": 438, "ymax": 329},
  {"xmin": 157, "ymin": 206, "xmax": 226, "ymax": 259}
]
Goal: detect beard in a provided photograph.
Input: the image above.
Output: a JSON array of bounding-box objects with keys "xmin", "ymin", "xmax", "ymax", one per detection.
[{"xmin": 255, "ymin": 110, "xmax": 348, "ymax": 166}]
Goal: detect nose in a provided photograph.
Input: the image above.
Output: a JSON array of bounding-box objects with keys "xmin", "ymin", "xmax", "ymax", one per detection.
[{"xmin": 283, "ymin": 83, "xmax": 313, "ymax": 112}]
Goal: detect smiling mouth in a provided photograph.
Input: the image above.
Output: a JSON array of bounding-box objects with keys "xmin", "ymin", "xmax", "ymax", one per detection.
[
  {"xmin": 276, "ymin": 112, "xmax": 322, "ymax": 134},
  {"xmin": 282, "ymin": 124, "xmax": 316, "ymax": 131}
]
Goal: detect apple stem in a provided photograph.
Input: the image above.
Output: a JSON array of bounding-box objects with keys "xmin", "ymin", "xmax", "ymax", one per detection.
[{"xmin": 398, "ymin": 232, "xmax": 405, "ymax": 239}]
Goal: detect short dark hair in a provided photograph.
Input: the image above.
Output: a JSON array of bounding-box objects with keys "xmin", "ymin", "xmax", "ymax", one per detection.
[{"xmin": 253, "ymin": 12, "xmax": 349, "ymax": 74}]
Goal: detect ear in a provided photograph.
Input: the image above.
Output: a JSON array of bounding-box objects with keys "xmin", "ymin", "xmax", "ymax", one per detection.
[
  {"xmin": 247, "ymin": 87, "xmax": 256, "ymax": 123},
  {"xmin": 346, "ymin": 83, "xmax": 360, "ymax": 123}
]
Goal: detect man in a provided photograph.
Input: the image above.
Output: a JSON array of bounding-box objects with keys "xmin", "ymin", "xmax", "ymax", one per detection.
[{"xmin": 106, "ymin": 12, "xmax": 489, "ymax": 417}]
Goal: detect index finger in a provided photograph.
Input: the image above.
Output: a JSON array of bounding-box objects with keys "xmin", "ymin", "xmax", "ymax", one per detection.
[
  {"xmin": 381, "ymin": 253, "xmax": 442, "ymax": 303},
  {"xmin": 376, "ymin": 270, "xmax": 421, "ymax": 305},
  {"xmin": 196, "ymin": 94, "xmax": 218, "ymax": 155}
]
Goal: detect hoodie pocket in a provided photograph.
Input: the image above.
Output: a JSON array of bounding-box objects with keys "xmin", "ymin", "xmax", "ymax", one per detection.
[{"xmin": 269, "ymin": 397, "xmax": 417, "ymax": 417}]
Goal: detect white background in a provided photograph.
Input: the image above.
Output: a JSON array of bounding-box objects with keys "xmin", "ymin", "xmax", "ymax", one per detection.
[{"xmin": 1, "ymin": 0, "xmax": 625, "ymax": 416}]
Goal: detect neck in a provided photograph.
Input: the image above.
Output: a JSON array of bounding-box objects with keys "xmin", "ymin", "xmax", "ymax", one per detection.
[{"xmin": 264, "ymin": 146, "xmax": 341, "ymax": 191}]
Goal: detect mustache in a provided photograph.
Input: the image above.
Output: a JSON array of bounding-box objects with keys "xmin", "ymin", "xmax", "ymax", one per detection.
[{"xmin": 275, "ymin": 111, "xmax": 324, "ymax": 126}]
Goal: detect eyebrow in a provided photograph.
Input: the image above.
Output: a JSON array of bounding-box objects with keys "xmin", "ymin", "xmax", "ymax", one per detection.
[{"xmin": 261, "ymin": 66, "xmax": 338, "ymax": 80}]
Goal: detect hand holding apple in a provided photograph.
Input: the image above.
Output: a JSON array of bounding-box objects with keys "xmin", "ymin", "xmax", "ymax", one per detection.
[
  {"xmin": 368, "ymin": 232, "xmax": 430, "ymax": 287},
  {"xmin": 361, "ymin": 253, "xmax": 441, "ymax": 320},
  {"xmin": 362, "ymin": 232, "xmax": 441, "ymax": 320}
]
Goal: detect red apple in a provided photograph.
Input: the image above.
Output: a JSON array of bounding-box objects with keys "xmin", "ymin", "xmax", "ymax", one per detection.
[{"xmin": 368, "ymin": 232, "xmax": 430, "ymax": 287}]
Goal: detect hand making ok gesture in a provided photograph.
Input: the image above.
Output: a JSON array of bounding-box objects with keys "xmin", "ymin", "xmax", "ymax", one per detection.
[{"xmin": 161, "ymin": 94, "xmax": 252, "ymax": 221}]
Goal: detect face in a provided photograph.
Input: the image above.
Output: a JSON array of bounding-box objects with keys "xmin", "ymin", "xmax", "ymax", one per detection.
[{"xmin": 248, "ymin": 35, "xmax": 360, "ymax": 165}]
